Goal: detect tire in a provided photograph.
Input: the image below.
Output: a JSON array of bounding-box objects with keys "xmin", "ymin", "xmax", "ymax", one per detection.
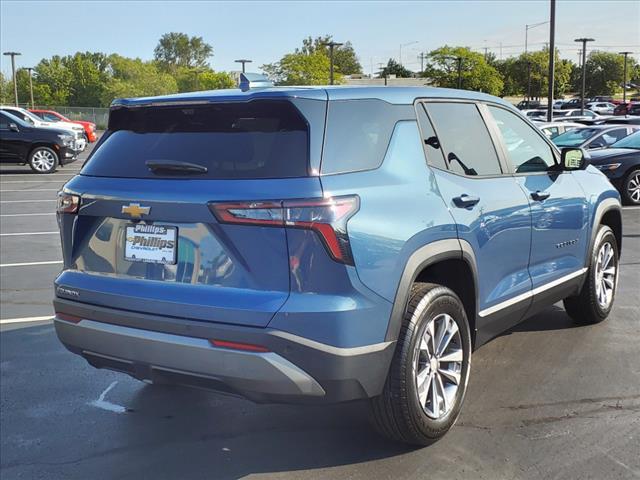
[
  {"xmin": 28, "ymin": 146, "xmax": 59, "ymax": 173},
  {"xmin": 564, "ymin": 225, "xmax": 619, "ymax": 324},
  {"xmin": 370, "ymin": 283, "xmax": 472, "ymax": 446},
  {"xmin": 622, "ymin": 169, "xmax": 640, "ymax": 205}
]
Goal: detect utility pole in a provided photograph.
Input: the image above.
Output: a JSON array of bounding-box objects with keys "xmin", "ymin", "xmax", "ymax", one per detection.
[
  {"xmin": 619, "ymin": 51, "xmax": 632, "ymax": 103},
  {"xmin": 234, "ymin": 59, "xmax": 252, "ymax": 73},
  {"xmin": 546, "ymin": 0, "xmax": 556, "ymax": 122},
  {"xmin": 527, "ymin": 61, "xmax": 532, "ymax": 101},
  {"xmin": 399, "ymin": 41, "xmax": 418, "ymax": 67},
  {"xmin": 324, "ymin": 41, "xmax": 343, "ymax": 85},
  {"xmin": 418, "ymin": 52, "xmax": 427, "ymax": 74},
  {"xmin": 3, "ymin": 51, "xmax": 21, "ymax": 106},
  {"xmin": 499, "ymin": 42, "xmax": 503, "ymax": 60},
  {"xmin": 445, "ymin": 56, "xmax": 464, "ymax": 89},
  {"xmin": 23, "ymin": 67, "xmax": 35, "ymax": 108},
  {"xmin": 575, "ymin": 37, "xmax": 595, "ymax": 114}
]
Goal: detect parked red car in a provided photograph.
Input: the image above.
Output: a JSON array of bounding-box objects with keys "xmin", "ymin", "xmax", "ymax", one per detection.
[
  {"xmin": 29, "ymin": 109, "xmax": 97, "ymax": 142},
  {"xmin": 613, "ymin": 102, "xmax": 640, "ymax": 116}
]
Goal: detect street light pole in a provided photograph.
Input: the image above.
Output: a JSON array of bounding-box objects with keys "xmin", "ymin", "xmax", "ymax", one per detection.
[
  {"xmin": 619, "ymin": 51, "xmax": 632, "ymax": 103},
  {"xmin": 525, "ymin": 21, "xmax": 549, "ymax": 54},
  {"xmin": 3, "ymin": 51, "xmax": 21, "ymax": 106},
  {"xmin": 575, "ymin": 37, "xmax": 595, "ymax": 115},
  {"xmin": 234, "ymin": 59, "xmax": 252, "ymax": 73},
  {"xmin": 23, "ymin": 67, "xmax": 35, "ymax": 108},
  {"xmin": 546, "ymin": 0, "xmax": 556, "ymax": 122},
  {"xmin": 324, "ymin": 41, "xmax": 343, "ymax": 85}
]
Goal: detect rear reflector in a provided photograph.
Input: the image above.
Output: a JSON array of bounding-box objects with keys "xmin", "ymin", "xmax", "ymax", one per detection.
[
  {"xmin": 56, "ymin": 313, "xmax": 82, "ymax": 323},
  {"xmin": 209, "ymin": 196, "xmax": 359, "ymax": 265},
  {"xmin": 209, "ymin": 339, "xmax": 270, "ymax": 353}
]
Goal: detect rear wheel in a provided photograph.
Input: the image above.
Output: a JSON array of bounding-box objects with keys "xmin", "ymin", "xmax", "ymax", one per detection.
[
  {"xmin": 28, "ymin": 147, "xmax": 58, "ymax": 173},
  {"xmin": 370, "ymin": 283, "xmax": 471, "ymax": 445},
  {"xmin": 564, "ymin": 225, "xmax": 618, "ymax": 324},
  {"xmin": 622, "ymin": 169, "xmax": 640, "ymax": 205}
]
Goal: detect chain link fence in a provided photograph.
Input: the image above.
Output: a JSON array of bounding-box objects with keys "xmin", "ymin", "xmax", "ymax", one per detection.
[{"xmin": 15, "ymin": 104, "xmax": 110, "ymax": 129}]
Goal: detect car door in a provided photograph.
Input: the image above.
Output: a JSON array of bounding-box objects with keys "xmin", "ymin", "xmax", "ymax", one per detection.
[
  {"xmin": 0, "ymin": 112, "xmax": 23, "ymax": 160},
  {"xmin": 486, "ymin": 105, "xmax": 590, "ymax": 315},
  {"xmin": 418, "ymin": 101, "xmax": 533, "ymax": 341}
]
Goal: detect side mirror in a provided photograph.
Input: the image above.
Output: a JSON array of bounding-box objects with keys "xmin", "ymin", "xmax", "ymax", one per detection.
[
  {"xmin": 561, "ymin": 147, "xmax": 589, "ymax": 170},
  {"xmin": 8, "ymin": 123, "xmax": 19, "ymax": 132}
]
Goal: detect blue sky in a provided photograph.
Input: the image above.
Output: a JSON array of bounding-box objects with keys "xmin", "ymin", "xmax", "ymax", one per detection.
[{"xmin": 1, "ymin": 0, "xmax": 638, "ymax": 76}]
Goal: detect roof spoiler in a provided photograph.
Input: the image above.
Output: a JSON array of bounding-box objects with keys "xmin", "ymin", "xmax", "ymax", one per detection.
[{"xmin": 239, "ymin": 72, "xmax": 274, "ymax": 92}]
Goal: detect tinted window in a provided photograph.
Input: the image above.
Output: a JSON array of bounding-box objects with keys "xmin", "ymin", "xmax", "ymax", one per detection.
[
  {"xmin": 611, "ymin": 131, "xmax": 640, "ymax": 149},
  {"xmin": 489, "ymin": 106, "xmax": 556, "ymax": 173},
  {"xmin": 43, "ymin": 113, "xmax": 60, "ymax": 122},
  {"xmin": 416, "ymin": 104, "xmax": 446, "ymax": 170},
  {"xmin": 552, "ymin": 128, "xmax": 599, "ymax": 147},
  {"xmin": 543, "ymin": 126, "xmax": 559, "ymax": 139},
  {"xmin": 0, "ymin": 112, "xmax": 9, "ymax": 129},
  {"xmin": 594, "ymin": 128, "xmax": 628, "ymax": 147},
  {"xmin": 83, "ymin": 100, "xmax": 310, "ymax": 179},
  {"xmin": 321, "ymin": 100, "xmax": 413, "ymax": 174},
  {"xmin": 426, "ymin": 102, "xmax": 502, "ymax": 176}
]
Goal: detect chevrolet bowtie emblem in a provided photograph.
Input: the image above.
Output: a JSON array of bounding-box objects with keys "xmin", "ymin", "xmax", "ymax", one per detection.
[{"xmin": 122, "ymin": 203, "xmax": 151, "ymax": 218}]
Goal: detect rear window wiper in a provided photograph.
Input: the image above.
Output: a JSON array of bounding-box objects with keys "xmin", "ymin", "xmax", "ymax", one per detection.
[{"xmin": 145, "ymin": 160, "xmax": 208, "ymax": 174}]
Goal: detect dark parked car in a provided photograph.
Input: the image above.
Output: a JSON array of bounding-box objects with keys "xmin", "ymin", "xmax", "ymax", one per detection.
[
  {"xmin": 560, "ymin": 98, "xmax": 586, "ymax": 110},
  {"xmin": 516, "ymin": 100, "xmax": 543, "ymax": 110},
  {"xmin": 0, "ymin": 110, "xmax": 77, "ymax": 173},
  {"xmin": 552, "ymin": 125, "xmax": 639, "ymax": 150},
  {"xmin": 589, "ymin": 131, "xmax": 640, "ymax": 204},
  {"xmin": 614, "ymin": 102, "xmax": 640, "ymax": 116}
]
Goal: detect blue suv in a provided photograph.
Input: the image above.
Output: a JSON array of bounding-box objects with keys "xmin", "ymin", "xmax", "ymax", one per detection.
[{"xmin": 54, "ymin": 76, "xmax": 623, "ymax": 445}]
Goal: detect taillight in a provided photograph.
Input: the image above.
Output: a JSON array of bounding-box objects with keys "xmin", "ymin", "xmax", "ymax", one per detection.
[
  {"xmin": 57, "ymin": 192, "xmax": 80, "ymax": 214},
  {"xmin": 209, "ymin": 339, "xmax": 270, "ymax": 353},
  {"xmin": 209, "ymin": 195, "xmax": 359, "ymax": 265}
]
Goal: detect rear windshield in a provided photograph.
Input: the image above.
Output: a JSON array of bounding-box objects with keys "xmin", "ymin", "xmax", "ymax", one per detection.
[{"xmin": 82, "ymin": 100, "xmax": 310, "ymax": 179}]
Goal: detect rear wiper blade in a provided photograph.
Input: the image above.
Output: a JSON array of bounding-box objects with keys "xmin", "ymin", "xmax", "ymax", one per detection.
[{"xmin": 146, "ymin": 160, "xmax": 208, "ymax": 174}]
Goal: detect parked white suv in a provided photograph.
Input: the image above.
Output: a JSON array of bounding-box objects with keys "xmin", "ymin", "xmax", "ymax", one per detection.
[
  {"xmin": 586, "ymin": 102, "xmax": 615, "ymax": 115},
  {"xmin": 0, "ymin": 106, "xmax": 86, "ymax": 152}
]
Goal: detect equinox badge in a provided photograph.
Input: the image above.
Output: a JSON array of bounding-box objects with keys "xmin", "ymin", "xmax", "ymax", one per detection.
[{"xmin": 122, "ymin": 203, "xmax": 151, "ymax": 218}]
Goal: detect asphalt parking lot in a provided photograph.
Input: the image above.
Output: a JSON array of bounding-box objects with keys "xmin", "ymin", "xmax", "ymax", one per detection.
[{"xmin": 1, "ymin": 149, "xmax": 639, "ymax": 480}]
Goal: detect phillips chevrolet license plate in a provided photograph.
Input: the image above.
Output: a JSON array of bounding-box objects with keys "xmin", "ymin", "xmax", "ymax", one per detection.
[{"xmin": 125, "ymin": 224, "xmax": 178, "ymax": 265}]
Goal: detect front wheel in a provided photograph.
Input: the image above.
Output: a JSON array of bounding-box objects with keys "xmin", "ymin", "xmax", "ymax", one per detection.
[
  {"xmin": 28, "ymin": 147, "xmax": 58, "ymax": 173},
  {"xmin": 622, "ymin": 169, "xmax": 640, "ymax": 205},
  {"xmin": 370, "ymin": 283, "xmax": 472, "ymax": 445},
  {"xmin": 564, "ymin": 225, "xmax": 619, "ymax": 324}
]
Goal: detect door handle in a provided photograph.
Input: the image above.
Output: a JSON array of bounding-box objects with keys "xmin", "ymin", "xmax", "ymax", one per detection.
[
  {"xmin": 453, "ymin": 194, "xmax": 480, "ymax": 208},
  {"xmin": 531, "ymin": 190, "xmax": 551, "ymax": 201}
]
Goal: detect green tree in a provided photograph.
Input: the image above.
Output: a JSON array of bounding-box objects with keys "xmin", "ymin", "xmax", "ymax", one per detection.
[
  {"xmin": 33, "ymin": 55, "xmax": 73, "ymax": 105},
  {"xmin": 174, "ymin": 66, "xmax": 235, "ymax": 92},
  {"xmin": 101, "ymin": 55, "xmax": 178, "ymax": 105},
  {"xmin": 63, "ymin": 52, "xmax": 109, "ymax": 106},
  {"xmin": 379, "ymin": 58, "xmax": 413, "ymax": 78},
  {"xmin": 298, "ymin": 35, "xmax": 362, "ymax": 75},
  {"xmin": 154, "ymin": 32, "xmax": 213, "ymax": 71},
  {"xmin": 424, "ymin": 46, "xmax": 503, "ymax": 95},
  {"xmin": 575, "ymin": 51, "xmax": 636, "ymax": 97},
  {"xmin": 262, "ymin": 51, "xmax": 338, "ymax": 85}
]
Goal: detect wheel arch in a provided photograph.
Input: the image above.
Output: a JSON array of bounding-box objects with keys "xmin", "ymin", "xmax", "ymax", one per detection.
[
  {"xmin": 28, "ymin": 142, "xmax": 59, "ymax": 159},
  {"xmin": 589, "ymin": 198, "xmax": 622, "ymax": 263},
  {"xmin": 385, "ymin": 239, "xmax": 479, "ymax": 346}
]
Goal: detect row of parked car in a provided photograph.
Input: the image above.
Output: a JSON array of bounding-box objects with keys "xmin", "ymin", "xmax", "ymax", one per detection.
[
  {"xmin": 0, "ymin": 106, "xmax": 97, "ymax": 173},
  {"xmin": 517, "ymin": 96, "xmax": 640, "ymax": 116}
]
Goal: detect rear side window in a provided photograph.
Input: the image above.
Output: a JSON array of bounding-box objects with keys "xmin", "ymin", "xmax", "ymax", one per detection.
[
  {"xmin": 82, "ymin": 100, "xmax": 310, "ymax": 179},
  {"xmin": 416, "ymin": 104, "xmax": 447, "ymax": 170},
  {"xmin": 321, "ymin": 99, "xmax": 413, "ymax": 174},
  {"xmin": 425, "ymin": 102, "xmax": 502, "ymax": 176}
]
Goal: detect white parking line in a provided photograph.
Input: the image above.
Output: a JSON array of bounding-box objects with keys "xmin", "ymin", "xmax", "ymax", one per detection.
[
  {"xmin": 0, "ymin": 213, "xmax": 56, "ymax": 217},
  {"xmin": 622, "ymin": 206, "xmax": 640, "ymax": 210},
  {"xmin": 0, "ymin": 260, "xmax": 62, "ymax": 268},
  {"xmin": 0, "ymin": 316, "xmax": 53, "ymax": 325},
  {"xmin": 0, "ymin": 231, "xmax": 58, "ymax": 237},
  {"xmin": 0, "ymin": 173, "xmax": 76, "ymax": 177},
  {"xmin": 0, "ymin": 189, "xmax": 59, "ymax": 192},
  {"xmin": 90, "ymin": 381, "xmax": 127, "ymax": 414},
  {"xmin": 0, "ymin": 199, "xmax": 57, "ymax": 203}
]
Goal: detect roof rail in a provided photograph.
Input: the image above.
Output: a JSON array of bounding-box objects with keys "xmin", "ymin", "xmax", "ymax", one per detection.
[{"xmin": 239, "ymin": 72, "xmax": 274, "ymax": 92}]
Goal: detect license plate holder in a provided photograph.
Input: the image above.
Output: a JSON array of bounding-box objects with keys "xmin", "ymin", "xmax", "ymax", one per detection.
[{"xmin": 125, "ymin": 224, "xmax": 177, "ymax": 265}]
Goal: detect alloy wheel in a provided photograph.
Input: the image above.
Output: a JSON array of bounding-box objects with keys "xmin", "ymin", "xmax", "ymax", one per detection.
[
  {"xmin": 627, "ymin": 172, "xmax": 640, "ymax": 204},
  {"xmin": 594, "ymin": 241, "xmax": 617, "ymax": 309},
  {"xmin": 413, "ymin": 313, "xmax": 463, "ymax": 419},
  {"xmin": 32, "ymin": 149, "xmax": 56, "ymax": 172}
]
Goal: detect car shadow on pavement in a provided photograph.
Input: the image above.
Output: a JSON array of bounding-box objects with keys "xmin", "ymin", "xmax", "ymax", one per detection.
[
  {"xmin": 117, "ymin": 384, "xmax": 415, "ymax": 478},
  {"xmin": 502, "ymin": 305, "xmax": 583, "ymax": 334}
]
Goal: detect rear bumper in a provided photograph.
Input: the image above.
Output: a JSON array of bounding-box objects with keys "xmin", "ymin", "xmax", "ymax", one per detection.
[{"xmin": 53, "ymin": 298, "xmax": 395, "ymax": 404}]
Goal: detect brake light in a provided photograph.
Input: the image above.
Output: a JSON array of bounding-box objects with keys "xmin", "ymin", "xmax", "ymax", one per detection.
[
  {"xmin": 57, "ymin": 192, "xmax": 80, "ymax": 214},
  {"xmin": 209, "ymin": 196, "xmax": 359, "ymax": 265}
]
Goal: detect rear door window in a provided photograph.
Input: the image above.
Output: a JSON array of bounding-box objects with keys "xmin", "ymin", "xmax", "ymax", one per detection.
[
  {"xmin": 82, "ymin": 100, "xmax": 310, "ymax": 179},
  {"xmin": 425, "ymin": 102, "xmax": 502, "ymax": 176}
]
